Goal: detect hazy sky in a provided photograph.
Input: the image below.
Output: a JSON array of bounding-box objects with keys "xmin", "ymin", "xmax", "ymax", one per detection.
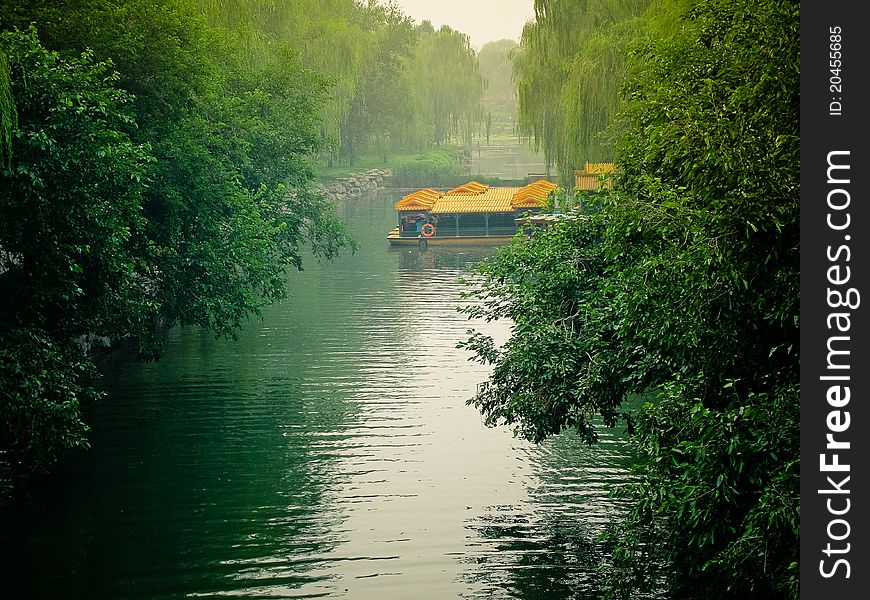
[{"xmin": 391, "ymin": 0, "xmax": 536, "ymax": 50}]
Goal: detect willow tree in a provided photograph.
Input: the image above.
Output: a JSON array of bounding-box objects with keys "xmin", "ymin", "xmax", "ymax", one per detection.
[
  {"xmin": 514, "ymin": 0, "xmax": 652, "ymax": 184},
  {"xmin": 0, "ymin": 49, "xmax": 14, "ymax": 166},
  {"xmin": 405, "ymin": 22, "xmax": 485, "ymax": 148},
  {"xmin": 339, "ymin": 1, "xmax": 417, "ymax": 163},
  {"xmin": 195, "ymin": 0, "xmax": 378, "ymax": 160}
]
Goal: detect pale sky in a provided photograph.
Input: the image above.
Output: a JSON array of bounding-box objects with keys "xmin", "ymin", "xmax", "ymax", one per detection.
[{"xmin": 391, "ymin": 0, "xmax": 536, "ymax": 50}]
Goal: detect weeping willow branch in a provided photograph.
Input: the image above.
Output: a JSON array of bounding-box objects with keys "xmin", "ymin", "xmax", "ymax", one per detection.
[
  {"xmin": 514, "ymin": 0, "xmax": 654, "ymax": 184},
  {"xmin": 0, "ymin": 48, "xmax": 16, "ymax": 168}
]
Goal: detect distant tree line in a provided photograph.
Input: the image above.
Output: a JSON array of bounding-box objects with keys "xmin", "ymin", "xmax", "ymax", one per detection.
[
  {"xmin": 0, "ymin": 0, "xmax": 495, "ymax": 498},
  {"xmin": 462, "ymin": 0, "xmax": 799, "ymax": 597},
  {"xmin": 196, "ymin": 0, "xmax": 486, "ymax": 165},
  {"xmin": 476, "ymin": 39, "xmax": 518, "ymax": 141}
]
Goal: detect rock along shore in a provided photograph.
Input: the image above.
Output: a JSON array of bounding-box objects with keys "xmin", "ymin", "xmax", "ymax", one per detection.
[{"xmin": 316, "ymin": 168, "xmax": 393, "ymax": 202}]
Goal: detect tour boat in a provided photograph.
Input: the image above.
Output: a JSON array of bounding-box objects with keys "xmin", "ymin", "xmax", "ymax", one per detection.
[{"xmin": 387, "ymin": 180, "xmax": 558, "ymax": 247}]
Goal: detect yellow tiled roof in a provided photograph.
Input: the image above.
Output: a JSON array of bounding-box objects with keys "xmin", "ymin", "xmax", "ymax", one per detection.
[
  {"xmin": 430, "ymin": 187, "xmax": 519, "ymax": 214},
  {"xmin": 445, "ymin": 181, "xmax": 490, "ymax": 196},
  {"xmin": 574, "ymin": 174, "xmax": 613, "ymax": 191},
  {"xmin": 574, "ymin": 161, "xmax": 616, "ymax": 175},
  {"xmin": 511, "ymin": 179, "xmax": 558, "ymax": 208},
  {"xmin": 397, "ymin": 180, "xmax": 556, "ymax": 214},
  {"xmin": 395, "ymin": 188, "xmax": 442, "ymax": 210},
  {"xmin": 573, "ymin": 162, "xmax": 616, "ymax": 191}
]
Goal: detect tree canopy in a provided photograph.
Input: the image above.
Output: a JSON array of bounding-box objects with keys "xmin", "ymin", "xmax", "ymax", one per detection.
[
  {"xmin": 513, "ymin": 0, "xmax": 654, "ymax": 183},
  {"xmin": 0, "ymin": 28, "xmax": 154, "ymax": 492},
  {"xmin": 462, "ymin": 0, "xmax": 799, "ymax": 596},
  {"xmin": 0, "ymin": 0, "xmax": 357, "ymax": 495}
]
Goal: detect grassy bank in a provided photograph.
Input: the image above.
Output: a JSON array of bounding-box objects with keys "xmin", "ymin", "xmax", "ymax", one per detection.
[
  {"xmin": 315, "ymin": 142, "xmax": 544, "ymax": 189},
  {"xmin": 315, "ymin": 153, "xmax": 416, "ymax": 184}
]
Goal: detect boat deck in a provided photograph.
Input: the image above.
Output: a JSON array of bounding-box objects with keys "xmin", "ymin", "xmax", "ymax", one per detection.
[{"xmin": 387, "ymin": 228, "xmax": 512, "ymax": 246}]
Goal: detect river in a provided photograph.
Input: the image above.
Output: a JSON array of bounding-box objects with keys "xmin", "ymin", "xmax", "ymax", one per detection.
[{"xmin": 0, "ymin": 189, "xmax": 635, "ymax": 599}]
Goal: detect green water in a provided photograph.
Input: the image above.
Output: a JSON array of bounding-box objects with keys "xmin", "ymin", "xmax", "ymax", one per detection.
[{"xmin": 1, "ymin": 190, "xmax": 634, "ymax": 599}]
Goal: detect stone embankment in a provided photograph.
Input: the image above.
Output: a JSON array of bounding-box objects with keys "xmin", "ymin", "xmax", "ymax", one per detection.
[{"xmin": 317, "ymin": 168, "xmax": 393, "ymax": 202}]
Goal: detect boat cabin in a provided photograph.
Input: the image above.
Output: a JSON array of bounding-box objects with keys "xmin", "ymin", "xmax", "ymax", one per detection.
[
  {"xmin": 573, "ymin": 161, "xmax": 616, "ymax": 191},
  {"xmin": 389, "ymin": 180, "xmax": 558, "ymax": 245}
]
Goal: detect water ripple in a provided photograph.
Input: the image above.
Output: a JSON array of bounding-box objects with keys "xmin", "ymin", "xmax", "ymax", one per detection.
[{"xmin": 0, "ymin": 190, "xmax": 636, "ymax": 600}]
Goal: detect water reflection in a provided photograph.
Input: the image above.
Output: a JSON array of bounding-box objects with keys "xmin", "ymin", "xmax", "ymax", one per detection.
[
  {"xmin": 464, "ymin": 511, "xmax": 608, "ymax": 599},
  {"xmin": 460, "ymin": 432, "xmax": 636, "ymax": 599},
  {"xmin": 0, "ymin": 189, "xmax": 634, "ymax": 599},
  {"xmin": 392, "ymin": 244, "xmax": 498, "ymax": 272}
]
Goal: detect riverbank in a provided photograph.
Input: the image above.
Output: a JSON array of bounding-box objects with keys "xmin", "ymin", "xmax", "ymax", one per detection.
[
  {"xmin": 313, "ymin": 139, "xmax": 552, "ymax": 204},
  {"xmin": 315, "ymin": 168, "xmax": 393, "ymax": 202},
  {"xmin": 0, "ymin": 190, "xmax": 635, "ymax": 599}
]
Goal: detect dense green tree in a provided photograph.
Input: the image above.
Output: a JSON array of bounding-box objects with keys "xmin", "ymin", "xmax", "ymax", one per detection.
[
  {"xmin": 405, "ymin": 22, "xmax": 485, "ymax": 149},
  {"xmin": 0, "ymin": 27, "xmax": 152, "ymax": 348},
  {"xmin": 459, "ymin": 216, "xmax": 621, "ymax": 445},
  {"xmin": 338, "ymin": 2, "xmax": 416, "ymax": 164},
  {"xmin": 604, "ymin": 1, "xmax": 799, "ymax": 596},
  {"xmin": 0, "ymin": 0, "xmax": 353, "ymax": 345},
  {"xmin": 0, "ymin": 1, "xmax": 354, "ymax": 494},
  {"xmin": 0, "ymin": 28, "xmax": 153, "ymax": 492},
  {"xmin": 194, "ymin": 0, "xmax": 376, "ymax": 159},
  {"xmin": 462, "ymin": 0, "xmax": 798, "ymax": 597}
]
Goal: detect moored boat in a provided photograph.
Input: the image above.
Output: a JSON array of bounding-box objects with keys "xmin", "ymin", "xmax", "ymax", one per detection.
[{"xmin": 387, "ymin": 180, "xmax": 558, "ymax": 246}]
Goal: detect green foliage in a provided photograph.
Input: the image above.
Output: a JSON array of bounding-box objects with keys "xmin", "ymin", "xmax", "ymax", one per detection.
[
  {"xmin": 0, "ymin": 26, "xmax": 152, "ymax": 341},
  {"xmin": 0, "ymin": 48, "xmax": 14, "ymax": 167},
  {"xmin": 606, "ymin": 377, "xmax": 799, "ymax": 598},
  {"xmin": 459, "ymin": 217, "xmax": 627, "ymax": 444},
  {"xmin": 193, "ymin": 1, "xmax": 486, "ymax": 165},
  {"xmin": 391, "ymin": 148, "xmax": 463, "ymax": 188},
  {"xmin": 476, "ymin": 39, "xmax": 518, "ymax": 138},
  {"xmin": 1, "ymin": 0, "xmax": 354, "ymax": 344},
  {"xmin": 514, "ymin": 0, "xmax": 652, "ymax": 184},
  {"xmin": 462, "ymin": 0, "xmax": 799, "ymax": 596},
  {"xmin": 337, "ymin": 2, "xmax": 417, "ymax": 164},
  {"xmin": 0, "ymin": 27, "xmax": 152, "ymax": 491},
  {"xmin": 404, "ymin": 22, "xmax": 485, "ymax": 149},
  {"xmin": 195, "ymin": 0, "xmax": 373, "ymax": 153},
  {"xmin": 615, "ymin": 0, "xmax": 799, "ymax": 203},
  {"xmin": 0, "ymin": 1, "xmax": 355, "ymax": 494},
  {"xmin": 602, "ymin": 2, "xmax": 799, "ymax": 596},
  {"xmin": 0, "ymin": 331, "xmax": 96, "ymax": 498}
]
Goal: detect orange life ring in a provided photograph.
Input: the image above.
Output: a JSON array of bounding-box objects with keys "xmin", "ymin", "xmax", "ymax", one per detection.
[{"xmin": 421, "ymin": 223, "xmax": 436, "ymax": 238}]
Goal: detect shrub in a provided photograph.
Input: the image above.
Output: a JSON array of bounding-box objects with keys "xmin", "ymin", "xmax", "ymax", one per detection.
[{"xmin": 391, "ymin": 148, "xmax": 462, "ymax": 187}]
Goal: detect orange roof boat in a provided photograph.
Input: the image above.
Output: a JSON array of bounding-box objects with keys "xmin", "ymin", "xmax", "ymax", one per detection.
[{"xmin": 388, "ymin": 180, "xmax": 557, "ymax": 246}]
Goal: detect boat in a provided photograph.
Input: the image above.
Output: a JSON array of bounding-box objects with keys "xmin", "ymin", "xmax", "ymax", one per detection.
[
  {"xmin": 387, "ymin": 180, "xmax": 559, "ymax": 247},
  {"xmin": 573, "ymin": 161, "xmax": 616, "ymax": 191}
]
